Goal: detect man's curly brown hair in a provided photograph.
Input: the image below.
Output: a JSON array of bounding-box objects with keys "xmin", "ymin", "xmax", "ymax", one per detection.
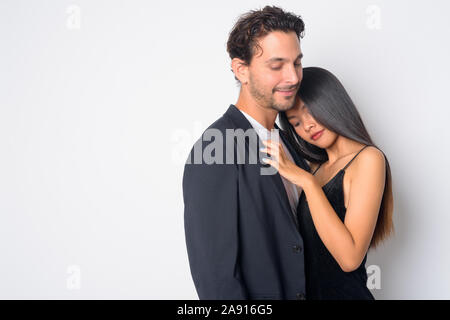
[{"xmin": 227, "ymin": 5, "xmax": 305, "ymax": 81}]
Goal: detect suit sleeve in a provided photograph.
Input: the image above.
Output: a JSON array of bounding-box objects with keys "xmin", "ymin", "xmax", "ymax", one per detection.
[{"xmin": 183, "ymin": 141, "xmax": 248, "ymax": 299}]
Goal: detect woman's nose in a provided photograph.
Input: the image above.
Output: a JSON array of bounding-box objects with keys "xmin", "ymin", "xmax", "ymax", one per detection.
[{"xmin": 303, "ymin": 122, "xmax": 314, "ymax": 132}]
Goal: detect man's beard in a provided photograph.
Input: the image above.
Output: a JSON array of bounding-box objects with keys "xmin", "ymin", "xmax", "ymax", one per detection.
[{"xmin": 248, "ymin": 75, "xmax": 298, "ymax": 112}]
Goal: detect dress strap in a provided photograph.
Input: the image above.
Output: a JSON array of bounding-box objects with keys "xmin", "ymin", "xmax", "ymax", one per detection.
[
  {"xmin": 312, "ymin": 163, "xmax": 322, "ymax": 175},
  {"xmin": 343, "ymin": 145, "xmax": 370, "ymax": 171}
]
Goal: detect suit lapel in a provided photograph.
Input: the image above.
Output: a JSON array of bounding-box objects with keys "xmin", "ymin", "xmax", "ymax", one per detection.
[{"xmin": 224, "ymin": 105, "xmax": 303, "ymax": 230}]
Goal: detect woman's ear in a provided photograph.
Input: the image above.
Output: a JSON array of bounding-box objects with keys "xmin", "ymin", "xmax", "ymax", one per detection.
[{"xmin": 231, "ymin": 58, "xmax": 249, "ymax": 84}]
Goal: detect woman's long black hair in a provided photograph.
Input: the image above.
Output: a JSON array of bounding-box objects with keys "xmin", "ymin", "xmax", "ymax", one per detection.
[{"xmin": 280, "ymin": 67, "xmax": 394, "ymax": 249}]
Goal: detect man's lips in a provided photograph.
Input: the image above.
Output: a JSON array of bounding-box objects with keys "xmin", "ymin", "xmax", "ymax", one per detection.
[{"xmin": 275, "ymin": 88, "xmax": 296, "ymax": 96}]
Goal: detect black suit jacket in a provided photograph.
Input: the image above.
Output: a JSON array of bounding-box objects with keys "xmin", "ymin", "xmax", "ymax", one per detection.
[{"xmin": 183, "ymin": 104, "xmax": 310, "ymax": 300}]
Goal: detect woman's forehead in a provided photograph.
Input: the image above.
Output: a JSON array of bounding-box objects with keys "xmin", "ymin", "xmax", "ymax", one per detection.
[{"xmin": 286, "ymin": 99, "xmax": 305, "ymax": 117}]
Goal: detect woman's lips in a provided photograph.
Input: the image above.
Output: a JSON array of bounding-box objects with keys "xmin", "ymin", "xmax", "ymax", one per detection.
[{"xmin": 311, "ymin": 130, "xmax": 324, "ymax": 141}]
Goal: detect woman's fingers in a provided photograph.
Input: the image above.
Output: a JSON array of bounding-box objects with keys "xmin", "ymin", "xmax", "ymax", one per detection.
[
  {"xmin": 260, "ymin": 147, "xmax": 278, "ymax": 158},
  {"xmin": 262, "ymin": 157, "xmax": 274, "ymax": 166},
  {"xmin": 262, "ymin": 139, "xmax": 280, "ymax": 149},
  {"xmin": 260, "ymin": 147, "xmax": 274, "ymax": 154},
  {"xmin": 262, "ymin": 140, "xmax": 281, "ymax": 152},
  {"xmin": 262, "ymin": 140, "xmax": 284, "ymax": 167}
]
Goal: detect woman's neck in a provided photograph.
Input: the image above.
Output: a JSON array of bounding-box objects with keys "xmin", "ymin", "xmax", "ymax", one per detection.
[{"xmin": 325, "ymin": 135, "xmax": 366, "ymax": 166}]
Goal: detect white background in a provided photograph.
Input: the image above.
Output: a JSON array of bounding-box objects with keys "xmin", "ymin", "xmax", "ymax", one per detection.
[{"xmin": 1, "ymin": 0, "xmax": 449, "ymax": 299}]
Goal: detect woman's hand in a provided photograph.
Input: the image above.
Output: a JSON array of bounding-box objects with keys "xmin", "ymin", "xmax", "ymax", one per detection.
[{"xmin": 260, "ymin": 139, "xmax": 313, "ymax": 188}]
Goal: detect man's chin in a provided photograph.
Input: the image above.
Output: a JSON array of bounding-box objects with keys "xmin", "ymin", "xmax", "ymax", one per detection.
[{"xmin": 271, "ymin": 100, "xmax": 296, "ymax": 112}]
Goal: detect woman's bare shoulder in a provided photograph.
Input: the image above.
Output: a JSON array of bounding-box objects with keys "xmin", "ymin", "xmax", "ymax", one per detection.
[
  {"xmin": 352, "ymin": 146, "xmax": 386, "ymax": 174},
  {"xmin": 359, "ymin": 146, "xmax": 385, "ymax": 163}
]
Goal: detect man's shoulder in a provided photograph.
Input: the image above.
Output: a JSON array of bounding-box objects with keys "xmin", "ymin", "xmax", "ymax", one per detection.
[
  {"xmin": 196, "ymin": 106, "xmax": 253, "ymax": 141},
  {"xmin": 184, "ymin": 108, "xmax": 241, "ymax": 166},
  {"xmin": 205, "ymin": 114, "xmax": 235, "ymax": 133},
  {"xmin": 205, "ymin": 106, "xmax": 243, "ymax": 133}
]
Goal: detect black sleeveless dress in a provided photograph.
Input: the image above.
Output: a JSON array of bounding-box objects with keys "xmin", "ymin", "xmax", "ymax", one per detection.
[{"xmin": 296, "ymin": 145, "xmax": 375, "ymax": 300}]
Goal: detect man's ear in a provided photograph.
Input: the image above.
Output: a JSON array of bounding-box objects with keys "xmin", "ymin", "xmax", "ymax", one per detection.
[{"xmin": 231, "ymin": 58, "xmax": 249, "ymax": 84}]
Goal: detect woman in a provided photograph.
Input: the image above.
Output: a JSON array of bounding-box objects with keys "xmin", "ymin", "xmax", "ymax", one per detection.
[{"xmin": 260, "ymin": 67, "xmax": 394, "ymax": 300}]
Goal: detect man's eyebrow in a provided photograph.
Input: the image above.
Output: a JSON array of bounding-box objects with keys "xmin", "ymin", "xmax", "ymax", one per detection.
[
  {"xmin": 287, "ymin": 115, "xmax": 297, "ymax": 120},
  {"xmin": 265, "ymin": 53, "xmax": 303, "ymax": 64},
  {"xmin": 265, "ymin": 57, "xmax": 286, "ymax": 63}
]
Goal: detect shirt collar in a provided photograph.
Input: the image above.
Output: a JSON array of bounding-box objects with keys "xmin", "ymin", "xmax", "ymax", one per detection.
[{"xmin": 238, "ymin": 109, "xmax": 272, "ymax": 141}]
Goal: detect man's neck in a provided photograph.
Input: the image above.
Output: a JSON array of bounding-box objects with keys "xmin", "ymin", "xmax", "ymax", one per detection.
[{"xmin": 235, "ymin": 94, "xmax": 278, "ymax": 131}]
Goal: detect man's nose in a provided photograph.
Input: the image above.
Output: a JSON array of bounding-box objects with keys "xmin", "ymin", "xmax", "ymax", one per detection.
[{"xmin": 283, "ymin": 64, "xmax": 300, "ymax": 85}]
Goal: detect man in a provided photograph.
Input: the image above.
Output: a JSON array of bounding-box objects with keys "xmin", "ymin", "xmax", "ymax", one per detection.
[{"xmin": 183, "ymin": 6, "xmax": 309, "ymax": 300}]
